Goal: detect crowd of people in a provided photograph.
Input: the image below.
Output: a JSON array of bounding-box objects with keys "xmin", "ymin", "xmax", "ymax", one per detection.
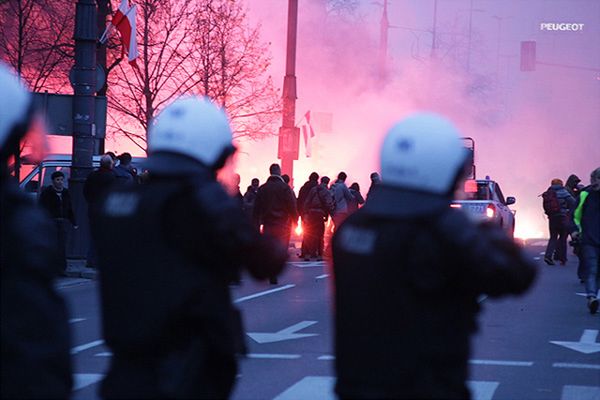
[{"xmin": 542, "ymin": 169, "xmax": 600, "ymax": 314}]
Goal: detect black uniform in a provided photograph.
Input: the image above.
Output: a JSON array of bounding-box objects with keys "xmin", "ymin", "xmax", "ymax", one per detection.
[
  {"xmin": 1, "ymin": 181, "xmax": 72, "ymax": 399},
  {"xmin": 93, "ymin": 153, "xmax": 287, "ymax": 399},
  {"xmin": 332, "ymin": 185, "xmax": 536, "ymax": 399}
]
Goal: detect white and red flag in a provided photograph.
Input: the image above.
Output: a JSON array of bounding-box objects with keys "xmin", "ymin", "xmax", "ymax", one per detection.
[{"xmin": 100, "ymin": 0, "xmax": 139, "ymax": 67}]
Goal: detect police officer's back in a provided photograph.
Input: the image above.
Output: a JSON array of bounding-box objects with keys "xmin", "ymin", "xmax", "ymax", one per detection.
[
  {"xmin": 93, "ymin": 97, "xmax": 287, "ymax": 399},
  {"xmin": 0, "ymin": 63, "xmax": 72, "ymax": 399},
  {"xmin": 332, "ymin": 113, "xmax": 537, "ymax": 399}
]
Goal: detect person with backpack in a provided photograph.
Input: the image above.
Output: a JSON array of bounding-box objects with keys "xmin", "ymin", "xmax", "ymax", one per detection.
[
  {"xmin": 543, "ymin": 178, "xmax": 576, "ymax": 265},
  {"xmin": 573, "ymin": 167, "xmax": 600, "ymax": 314},
  {"xmin": 303, "ymin": 176, "xmax": 334, "ymax": 261}
]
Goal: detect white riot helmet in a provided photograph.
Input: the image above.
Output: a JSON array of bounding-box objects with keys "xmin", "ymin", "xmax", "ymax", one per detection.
[
  {"xmin": 380, "ymin": 113, "xmax": 470, "ymax": 195},
  {"xmin": 0, "ymin": 63, "xmax": 33, "ymax": 152},
  {"xmin": 148, "ymin": 96, "xmax": 235, "ymax": 169}
]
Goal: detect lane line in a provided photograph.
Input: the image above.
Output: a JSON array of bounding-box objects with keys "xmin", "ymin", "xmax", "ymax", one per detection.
[
  {"xmin": 94, "ymin": 352, "xmax": 113, "ymax": 357},
  {"xmin": 318, "ymin": 355, "xmax": 335, "ymax": 360},
  {"xmin": 234, "ymin": 284, "xmax": 295, "ymax": 303},
  {"xmin": 69, "ymin": 318, "xmax": 86, "ymax": 324},
  {"xmin": 534, "ymin": 257, "xmax": 541, "ymax": 260},
  {"xmin": 561, "ymin": 385, "xmax": 600, "ymax": 400},
  {"xmin": 71, "ymin": 340, "xmax": 104, "ymax": 355},
  {"xmin": 477, "ymin": 295, "xmax": 488, "ymax": 303},
  {"xmin": 553, "ymin": 362, "xmax": 600, "ymax": 370},
  {"xmin": 469, "ymin": 359, "xmax": 533, "ymax": 367},
  {"xmin": 315, "ymin": 274, "xmax": 329, "ymax": 280},
  {"xmin": 247, "ymin": 353, "xmax": 301, "ymax": 359}
]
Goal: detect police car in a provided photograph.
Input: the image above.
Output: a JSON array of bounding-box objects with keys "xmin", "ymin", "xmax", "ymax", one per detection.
[{"xmin": 452, "ymin": 177, "xmax": 516, "ymax": 238}]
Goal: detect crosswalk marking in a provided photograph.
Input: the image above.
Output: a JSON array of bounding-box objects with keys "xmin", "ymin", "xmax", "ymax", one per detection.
[
  {"xmin": 73, "ymin": 373, "xmax": 104, "ymax": 391},
  {"xmin": 561, "ymin": 385, "xmax": 600, "ymax": 400}
]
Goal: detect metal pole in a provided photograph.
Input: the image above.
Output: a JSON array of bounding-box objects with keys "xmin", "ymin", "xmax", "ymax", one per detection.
[
  {"xmin": 467, "ymin": 0, "xmax": 473, "ymax": 72},
  {"xmin": 378, "ymin": 0, "xmax": 389, "ymax": 80},
  {"xmin": 71, "ymin": 0, "xmax": 97, "ymax": 258},
  {"xmin": 431, "ymin": 0, "xmax": 438, "ymax": 58},
  {"xmin": 96, "ymin": 0, "xmax": 111, "ymax": 154},
  {"xmin": 279, "ymin": 0, "xmax": 298, "ymax": 187}
]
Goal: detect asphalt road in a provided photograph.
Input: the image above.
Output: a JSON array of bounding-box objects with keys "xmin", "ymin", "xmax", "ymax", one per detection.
[{"xmin": 59, "ymin": 242, "xmax": 599, "ymax": 400}]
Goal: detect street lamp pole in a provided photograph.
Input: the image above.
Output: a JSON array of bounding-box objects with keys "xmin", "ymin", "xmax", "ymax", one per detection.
[
  {"xmin": 278, "ymin": 0, "xmax": 299, "ymax": 186},
  {"xmin": 71, "ymin": 0, "xmax": 97, "ymax": 258}
]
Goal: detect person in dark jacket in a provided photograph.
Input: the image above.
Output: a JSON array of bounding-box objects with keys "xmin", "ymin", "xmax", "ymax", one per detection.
[
  {"xmin": 304, "ymin": 176, "xmax": 333, "ymax": 260},
  {"xmin": 83, "ymin": 154, "xmax": 116, "ymax": 268},
  {"xmin": 347, "ymin": 182, "xmax": 365, "ymax": 214},
  {"xmin": 0, "ymin": 62, "xmax": 72, "ymax": 399},
  {"xmin": 242, "ymin": 178, "xmax": 260, "ymax": 225},
  {"xmin": 113, "ymin": 152, "xmax": 136, "ymax": 184},
  {"xmin": 297, "ymin": 172, "xmax": 319, "ymax": 258},
  {"xmin": 93, "ymin": 96, "xmax": 288, "ymax": 399},
  {"xmin": 544, "ymin": 178, "xmax": 576, "ymax": 265},
  {"xmin": 254, "ymin": 163, "xmax": 298, "ymax": 282},
  {"xmin": 366, "ymin": 171, "xmax": 380, "ymax": 201},
  {"xmin": 332, "ymin": 113, "xmax": 536, "ymax": 399},
  {"xmin": 573, "ymin": 167, "xmax": 600, "ymax": 314},
  {"xmin": 39, "ymin": 170, "xmax": 78, "ymax": 272}
]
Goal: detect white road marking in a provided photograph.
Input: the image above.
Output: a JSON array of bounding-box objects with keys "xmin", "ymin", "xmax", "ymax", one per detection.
[
  {"xmin": 274, "ymin": 376, "xmax": 336, "ymax": 400},
  {"xmin": 247, "ymin": 353, "xmax": 301, "ymax": 359},
  {"xmin": 477, "ymin": 295, "xmax": 488, "ymax": 303},
  {"xmin": 290, "ymin": 261, "xmax": 326, "ymax": 268},
  {"xmin": 561, "ymin": 385, "xmax": 600, "ymax": 400},
  {"xmin": 234, "ymin": 284, "xmax": 295, "ymax": 303},
  {"xmin": 94, "ymin": 352, "xmax": 113, "ymax": 357},
  {"xmin": 71, "ymin": 340, "xmax": 104, "ymax": 355},
  {"xmin": 539, "ymin": 251, "xmax": 546, "ymax": 255},
  {"xmin": 467, "ymin": 381, "xmax": 500, "ymax": 400},
  {"xmin": 69, "ymin": 318, "xmax": 86, "ymax": 324},
  {"xmin": 247, "ymin": 321, "xmax": 318, "ymax": 344},
  {"xmin": 530, "ymin": 241, "xmax": 547, "ymax": 247},
  {"xmin": 534, "ymin": 257, "xmax": 541, "ymax": 260},
  {"xmin": 73, "ymin": 373, "xmax": 104, "ymax": 391},
  {"xmin": 551, "ymin": 329, "xmax": 600, "ymax": 354},
  {"xmin": 553, "ymin": 362, "xmax": 600, "ymax": 370},
  {"xmin": 469, "ymin": 359, "xmax": 533, "ymax": 367},
  {"xmin": 318, "ymin": 355, "xmax": 335, "ymax": 360},
  {"xmin": 315, "ymin": 274, "xmax": 329, "ymax": 280},
  {"xmin": 577, "ymin": 292, "xmax": 588, "ymax": 297}
]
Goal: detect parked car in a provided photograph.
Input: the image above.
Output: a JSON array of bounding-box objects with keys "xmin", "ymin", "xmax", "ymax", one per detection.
[{"xmin": 453, "ymin": 178, "xmax": 516, "ymax": 238}]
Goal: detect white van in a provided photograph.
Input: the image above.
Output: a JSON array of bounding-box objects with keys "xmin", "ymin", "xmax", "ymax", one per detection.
[{"xmin": 19, "ymin": 154, "xmax": 146, "ymax": 198}]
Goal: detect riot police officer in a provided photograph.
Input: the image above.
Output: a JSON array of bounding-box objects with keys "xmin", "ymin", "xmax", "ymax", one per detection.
[
  {"xmin": 332, "ymin": 113, "xmax": 537, "ymax": 399},
  {"xmin": 0, "ymin": 63, "xmax": 72, "ymax": 398},
  {"xmin": 93, "ymin": 96, "xmax": 288, "ymax": 399}
]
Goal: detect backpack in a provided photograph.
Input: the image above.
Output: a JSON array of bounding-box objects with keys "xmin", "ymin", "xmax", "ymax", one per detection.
[{"xmin": 542, "ymin": 189, "xmax": 561, "ymax": 216}]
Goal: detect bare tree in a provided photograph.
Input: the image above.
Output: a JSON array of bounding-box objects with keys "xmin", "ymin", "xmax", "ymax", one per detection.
[
  {"xmin": 107, "ymin": 0, "xmax": 280, "ymax": 151},
  {"xmin": 0, "ymin": 0, "xmax": 73, "ymax": 93}
]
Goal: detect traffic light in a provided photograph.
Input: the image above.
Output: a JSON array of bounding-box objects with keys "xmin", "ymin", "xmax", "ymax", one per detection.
[{"xmin": 520, "ymin": 41, "xmax": 536, "ymax": 71}]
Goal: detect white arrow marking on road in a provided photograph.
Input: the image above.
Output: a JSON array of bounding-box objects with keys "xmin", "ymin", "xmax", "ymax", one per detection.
[
  {"xmin": 550, "ymin": 329, "xmax": 600, "ymax": 354},
  {"xmin": 247, "ymin": 321, "xmax": 318, "ymax": 344}
]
